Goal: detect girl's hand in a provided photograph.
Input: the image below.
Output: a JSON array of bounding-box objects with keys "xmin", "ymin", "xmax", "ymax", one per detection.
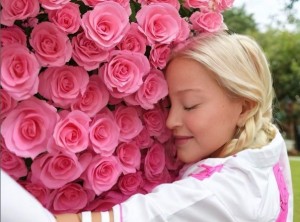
[{"xmin": 55, "ymin": 213, "xmax": 81, "ymax": 222}]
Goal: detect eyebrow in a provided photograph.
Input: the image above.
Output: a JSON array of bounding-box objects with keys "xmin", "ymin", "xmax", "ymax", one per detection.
[{"xmin": 169, "ymin": 88, "xmax": 204, "ymax": 96}]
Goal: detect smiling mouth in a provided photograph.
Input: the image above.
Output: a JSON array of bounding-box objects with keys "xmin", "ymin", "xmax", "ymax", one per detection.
[{"xmin": 174, "ymin": 136, "xmax": 193, "ymax": 146}]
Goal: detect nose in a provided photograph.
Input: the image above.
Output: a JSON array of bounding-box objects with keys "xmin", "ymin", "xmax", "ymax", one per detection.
[{"xmin": 166, "ymin": 107, "xmax": 182, "ymax": 130}]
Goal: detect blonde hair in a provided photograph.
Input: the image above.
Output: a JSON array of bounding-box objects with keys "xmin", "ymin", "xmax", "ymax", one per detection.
[{"xmin": 170, "ymin": 31, "xmax": 276, "ymax": 157}]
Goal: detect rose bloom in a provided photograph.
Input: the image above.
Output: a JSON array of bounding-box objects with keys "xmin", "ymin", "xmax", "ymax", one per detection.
[
  {"xmin": 71, "ymin": 75, "xmax": 109, "ymax": 118},
  {"xmin": 82, "ymin": 0, "xmax": 131, "ymax": 15},
  {"xmin": 53, "ymin": 110, "xmax": 90, "ymax": 154},
  {"xmin": 117, "ymin": 23, "xmax": 147, "ymax": 54},
  {"xmin": 216, "ymin": 0, "xmax": 234, "ymax": 11},
  {"xmin": 138, "ymin": 0, "xmax": 180, "ymax": 10},
  {"xmin": 81, "ymin": 1, "xmax": 130, "ymax": 50},
  {"xmin": 0, "ymin": 44, "xmax": 41, "ymax": 101},
  {"xmin": 0, "ymin": 25, "xmax": 26, "ymax": 47},
  {"xmin": 89, "ymin": 109, "xmax": 120, "ymax": 156},
  {"xmin": 150, "ymin": 44, "xmax": 171, "ymax": 69},
  {"xmin": 72, "ymin": 32, "xmax": 109, "ymax": 71},
  {"xmin": 0, "ymin": 0, "xmax": 39, "ymax": 26},
  {"xmin": 114, "ymin": 105, "xmax": 143, "ymax": 142},
  {"xmin": 143, "ymin": 106, "xmax": 167, "ymax": 137},
  {"xmin": 47, "ymin": 2, "xmax": 81, "ymax": 34},
  {"xmin": 0, "ymin": 97, "xmax": 59, "ymax": 159},
  {"xmin": 190, "ymin": 11, "xmax": 223, "ymax": 33},
  {"xmin": 133, "ymin": 127, "xmax": 154, "ymax": 149},
  {"xmin": 183, "ymin": 0, "xmax": 210, "ymax": 9},
  {"xmin": 38, "ymin": 65, "xmax": 89, "ymax": 109},
  {"xmin": 118, "ymin": 171, "xmax": 144, "ymax": 195},
  {"xmin": 99, "ymin": 50, "xmax": 150, "ymax": 98},
  {"xmin": 0, "ymin": 89, "xmax": 17, "ymax": 122},
  {"xmin": 116, "ymin": 142, "xmax": 141, "ymax": 174},
  {"xmin": 83, "ymin": 155, "xmax": 122, "ymax": 195},
  {"xmin": 29, "ymin": 22, "xmax": 72, "ymax": 67},
  {"xmin": 39, "ymin": 0, "xmax": 70, "ymax": 10}
]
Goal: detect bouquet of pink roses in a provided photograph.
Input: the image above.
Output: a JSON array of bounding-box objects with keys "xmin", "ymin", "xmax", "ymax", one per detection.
[{"xmin": 0, "ymin": 0, "xmax": 234, "ymax": 214}]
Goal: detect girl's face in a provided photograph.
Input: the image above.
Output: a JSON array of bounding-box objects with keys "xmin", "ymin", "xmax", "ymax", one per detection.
[{"xmin": 166, "ymin": 57, "xmax": 245, "ymax": 163}]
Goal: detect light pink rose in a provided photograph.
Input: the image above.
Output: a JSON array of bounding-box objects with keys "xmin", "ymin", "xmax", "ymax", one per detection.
[
  {"xmin": 117, "ymin": 23, "xmax": 147, "ymax": 54},
  {"xmin": 39, "ymin": 0, "xmax": 70, "ymax": 10},
  {"xmin": 81, "ymin": 2, "xmax": 130, "ymax": 50},
  {"xmin": 183, "ymin": 0, "xmax": 210, "ymax": 9},
  {"xmin": 216, "ymin": 0, "xmax": 234, "ymax": 11},
  {"xmin": 135, "ymin": 69, "xmax": 168, "ymax": 110},
  {"xmin": 0, "ymin": 26, "xmax": 26, "ymax": 47},
  {"xmin": 31, "ymin": 152, "xmax": 86, "ymax": 189},
  {"xmin": 190, "ymin": 11, "xmax": 223, "ymax": 32},
  {"xmin": 29, "ymin": 22, "xmax": 72, "ymax": 67},
  {"xmin": 139, "ymin": 0, "xmax": 180, "ymax": 10},
  {"xmin": 38, "ymin": 65, "xmax": 89, "ymax": 109},
  {"xmin": 83, "ymin": 155, "xmax": 122, "ymax": 195},
  {"xmin": 118, "ymin": 171, "xmax": 144, "ymax": 195},
  {"xmin": 0, "ymin": 0, "xmax": 39, "ymax": 26},
  {"xmin": 133, "ymin": 127, "xmax": 154, "ymax": 149},
  {"xmin": 72, "ymin": 32, "xmax": 109, "ymax": 71},
  {"xmin": 114, "ymin": 105, "xmax": 143, "ymax": 142},
  {"xmin": 71, "ymin": 75, "xmax": 109, "ymax": 118},
  {"xmin": 136, "ymin": 3, "xmax": 188, "ymax": 44},
  {"xmin": 0, "ymin": 44, "xmax": 40, "ymax": 101},
  {"xmin": 99, "ymin": 50, "xmax": 150, "ymax": 98},
  {"xmin": 0, "ymin": 89, "xmax": 17, "ymax": 122},
  {"xmin": 52, "ymin": 110, "xmax": 90, "ymax": 154},
  {"xmin": 116, "ymin": 142, "xmax": 141, "ymax": 174},
  {"xmin": 89, "ymin": 109, "xmax": 120, "ymax": 156},
  {"xmin": 1, "ymin": 97, "xmax": 59, "ymax": 159},
  {"xmin": 47, "ymin": 2, "xmax": 81, "ymax": 34},
  {"xmin": 0, "ymin": 148, "xmax": 27, "ymax": 179},
  {"xmin": 150, "ymin": 44, "xmax": 171, "ymax": 69}
]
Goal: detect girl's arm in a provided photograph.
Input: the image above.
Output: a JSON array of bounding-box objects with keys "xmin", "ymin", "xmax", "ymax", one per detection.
[{"xmin": 55, "ymin": 211, "xmax": 114, "ymax": 222}]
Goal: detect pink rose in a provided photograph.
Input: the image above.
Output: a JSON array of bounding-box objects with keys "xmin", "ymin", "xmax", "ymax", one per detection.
[
  {"xmin": 136, "ymin": 3, "xmax": 187, "ymax": 44},
  {"xmin": 31, "ymin": 152, "xmax": 86, "ymax": 189},
  {"xmin": 99, "ymin": 50, "xmax": 150, "ymax": 98},
  {"xmin": 114, "ymin": 105, "xmax": 143, "ymax": 142},
  {"xmin": 133, "ymin": 127, "xmax": 154, "ymax": 149},
  {"xmin": 135, "ymin": 69, "xmax": 168, "ymax": 110},
  {"xmin": 52, "ymin": 110, "xmax": 90, "ymax": 154},
  {"xmin": 164, "ymin": 140, "xmax": 183, "ymax": 171},
  {"xmin": 82, "ymin": 0, "xmax": 131, "ymax": 15},
  {"xmin": 0, "ymin": 44, "xmax": 40, "ymax": 101},
  {"xmin": 1, "ymin": 97, "xmax": 59, "ymax": 159},
  {"xmin": 39, "ymin": 0, "xmax": 70, "ymax": 10},
  {"xmin": 190, "ymin": 11, "xmax": 223, "ymax": 32},
  {"xmin": 38, "ymin": 65, "xmax": 89, "ymax": 109},
  {"xmin": 143, "ymin": 106, "xmax": 166, "ymax": 137},
  {"xmin": 117, "ymin": 23, "xmax": 147, "ymax": 54},
  {"xmin": 139, "ymin": 0, "xmax": 180, "ymax": 10},
  {"xmin": 72, "ymin": 32, "xmax": 109, "ymax": 71},
  {"xmin": 81, "ymin": 2, "xmax": 130, "ymax": 50},
  {"xmin": 0, "ymin": 148, "xmax": 27, "ymax": 179},
  {"xmin": 183, "ymin": 0, "xmax": 210, "ymax": 9},
  {"xmin": 116, "ymin": 142, "xmax": 141, "ymax": 174},
  {"xmin": 29, "ymin": 22, "xmax": 72, "ymax": 67},
  {"xmin": 150, "ymin": 44, "xmax": 171, "ymax": 69},
  {"xmin": 71, "ymin": 75, "xmax": 109, "ymax": 118},
  {"xmin": 89, "ymin": 109, "xmax": 120, "ymax": 156},
  {"xmin": 47, "ymin": 2, "xmax": 81, "ymax": 34},
  {"xmin": 0, "ymin": 89, "xmax": 17, "ymax": 122},
  {"xmin": 0, "ymin": 26, "xmax": 26, "ymax": 47},
  {"xmin": 0, "ymin": 0, "xmax": 39, "ymax": 26},
  {"xmin": 118, "ymin": 172, "xmax": 144, "ymax": 195},
  {"xmin": 216, "ymin": 0, "xmax": 234, "ymax": 11},
  {"xmin": 84, "ymin": 155, "xmax": 122, "ymax": 195}
]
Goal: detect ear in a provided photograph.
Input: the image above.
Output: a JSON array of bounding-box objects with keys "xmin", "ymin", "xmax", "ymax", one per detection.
[{"xmin": 237, "ymin": 99, "xmax": 256, "ymax": 127}]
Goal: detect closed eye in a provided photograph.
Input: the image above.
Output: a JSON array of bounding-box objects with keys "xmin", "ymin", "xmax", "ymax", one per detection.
[{"xmin": 184, "ymin": 104, "xmax": 199, "ymax": 111}]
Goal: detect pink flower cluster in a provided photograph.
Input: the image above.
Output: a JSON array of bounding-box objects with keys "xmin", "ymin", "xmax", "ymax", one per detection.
[{"xmin": 0, "ymin": 0, "xmax": 233, "ymax": 213}]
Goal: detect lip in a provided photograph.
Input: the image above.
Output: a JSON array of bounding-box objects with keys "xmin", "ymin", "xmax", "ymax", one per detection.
[{"xmin": 173, "ymin": 136, "xmax": 193, "ymax": 146}]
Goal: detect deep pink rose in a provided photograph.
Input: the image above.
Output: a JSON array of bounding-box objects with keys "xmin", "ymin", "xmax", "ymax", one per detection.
[
  {"xmin": 0, "ymin": 97, "xmax": 59, "ymax": 159},
  {"xmin": 133, "ymin": 127, "xmax": 154, "ymax": 149},
  {"xmin": 0, "ymin": 44, "xmax": 40, "ymax": 101},
  {"xmin": 99, "ymin": 50, "xmax": 150, "ymax": 98},
  {"xmin": 164, "ymin": 140, "xmax": 183, "ymax": 171},
  {"xmin": 72, "ymin": 32, "xmax": 109, "ymax": 71},
  {"xmin": 135, "ymin": 69, "xmax": 168, "ymax": 110},
  {"xmin": 0, "ymin": 89, "xmax": 17, "ymax": 122},
  {"xmin": 0, "ymin": 148, "xmax": 27, "ymax": 179},
  {"xmin": 136, "ymin": 3, "xmax": 188, "ymax": 44},
  {"xmin": 190, "ymin": 11, "xmax": 223, "ymax": 32},
  {"xmin": 38, "ymin": 65, "xmax": 89, "ymax": 109},
  {"xmin": 150, "ymin": 44, "xmax": 171, "ymax": 69},
  {"xmin": 39, "ymin": 0, "xmax": 70, "ymax": 10},
  {"xmin": 31, "ymin": 152, "xmax": 86, "ymax": 189},
  {"xmin": 0, "ymin": 26, "xmax": 26, "ymax": 47},
  {"xmin": 143, "ymin": 106, "xmax": 166, "ymax": 137},
  {"xmin": 118, "ymin": 171, "xmax": 144, "ymax": 195},
  {"xmin": 29, "ymin": 22, "xmax": 72, "ymax": 67},
  {"xmin": 139, "ymin": 0, "xmax": 180, "ymax": 10},
  {"xmin": 71, "ymin": 75, "xmax": 109, "ymax": 118},
  {"xmin": 116, "ymin": 142, "xmax": 141, "ymax": 174},
  {"xmin": 52, "ymin": 110, "xmax": 90, "ymax": 154},
  {"xmin": 81, "ymin": 2, "xmax": 130, "ymax": 50},
  {"xmin": 84, "ymin": 155, "xmax": 122, "ymax": 195},
  {"xmin": 117, "ymin": 23, "xmax": 147, "ymax": 54},
  {"xmin": 47, "ymin": 2, "xmax": 81, "ymax": 34},
  {"xmin": 89, "ymin": 109, "xmax": 120, "ymax": 156},
  {"xmin": 0, "ymin": 0, "xmax": 39, "ymax": 26},
  {"xmin": 114, "ymin": 105, "xmax": 143, "ymax": 142}
]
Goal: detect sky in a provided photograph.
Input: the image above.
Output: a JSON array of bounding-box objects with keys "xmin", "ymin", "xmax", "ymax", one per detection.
[{"xmin": 233, "ymin": 0, "xmax": 300, "ymax": 30}]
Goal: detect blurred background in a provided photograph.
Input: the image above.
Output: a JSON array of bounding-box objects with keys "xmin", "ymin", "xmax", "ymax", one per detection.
[{"xmin": 226, "ymin": 1, "xmax": 300, "ymax": 220}]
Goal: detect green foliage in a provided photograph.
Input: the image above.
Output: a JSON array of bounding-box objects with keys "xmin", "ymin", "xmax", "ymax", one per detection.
[{"xmin": 290, "ymin": 160, "xmax": 300, "ymax": 222}]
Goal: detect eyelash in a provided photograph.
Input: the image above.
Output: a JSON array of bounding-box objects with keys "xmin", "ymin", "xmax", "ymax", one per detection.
[{"xmin": 184, "ymin": 105, "xmax": 198, "ymax": 111}]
